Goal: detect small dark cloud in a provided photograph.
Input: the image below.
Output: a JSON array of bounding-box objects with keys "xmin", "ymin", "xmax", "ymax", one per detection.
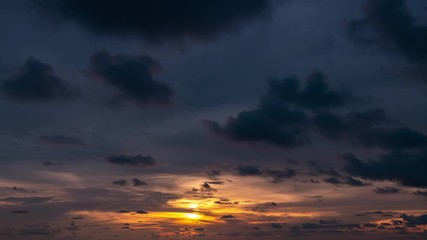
[
  {"xmin": 271, "ymin": 223, "xmax": 283, "ymax": 229},
  {"xmin": 319, "ymin": 219, "xmax": 338, "ymax": 225},
  {"xmin": 302, "ymin": 223, "xmax": 321, "ymax": 229},
  {"xmin": 107, "ymin": 154, "xmax": 156, "ymax": 168},
  {"xmin": 205, "ymin": 181, "xmax": 224, "ymax": 185},
  {"xmin": 0, "ymin": 57, "xmax": 78, "ymax": 102},
  {"xmin": 324, "ymin": 176, "xmax": 370, "ymax": 187},
  {"xmin": 235, "ymin": 166, "xmax": 262, "ymax": 176},
  {"xmin": 132, "ymin": 178, "xmax": 147, "ymax": 186},
  {"xmin": 266, "ymin": 71, "xmax": 355, "ymax": 110},
  {"xmin": 374, "ymin": 187, "xmax": 400, "ymax": 194},
  {"xmin": 200, "ymin": 182, "xmax": 217, "ymax": 193},
  {"xmin": 347, "ymin": 0, "xmax": 427, "ymax": 80},
  {"xmin": 18, "ymin": 223, "xmax": 60, "ymax": 236},
  {"xmin": 88, "ymin": 50, "xmax": 173, "ymax": 106},
  {"xmin": 401, "ymin": 214, "xmax": 427, "ymax": 226},
  {"xmin": 112, "ymin": 179, "xmax": 128, "ymax": 186},
  {"xmin": 205, "ymin": 167, "xmax": 222, "ymax": 180},
  {"xmin": 262, "ymin": 168, "xmax": 296, "ymax": 183},
  {"xmin": 221, "ymin": 215, "xmax": 235, "ymax": 219},
  {"xmin": 42, "ymin": 161, "xmax": 55, "ymax": 166},
  {"xmin": 363, "ymin": 223, "xmax": 378, "ymax": 228},
  {"xmin": 0, "ymin": 197, "xmax": 53, "ymax": 204},
  {"xmin": 10, "ymin": 210, "xmax": 29, "ymax": 214},
  {"xmin": 135, "ymin": 210, "xmax": 148, "ymax": 214},
  {"xmin": 40, "ymin": 134, "xmax": 86, "ymax": 146},
  {"xmin": 2, "ymin": 186, "xmax": 36, "ymax": 193},
  {"xmin": 413, "ymin": 190, "xmax": 427, "ymax": 197},
  {"xmin": 234, "ymin": 166, "xmax": 296, "ymax": 183},
  {"xmin": 31, "ymin": 0, "xmax": 277, "ymax": 44},
  {"xmin": 343, "ymin": 151, "xmax": 427, "ymax": 187}
]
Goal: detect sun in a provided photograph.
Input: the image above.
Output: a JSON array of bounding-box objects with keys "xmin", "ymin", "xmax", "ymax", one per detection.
[{"xmin": 185, "ymin": 213, "xmax": 201, "ymax": 220}]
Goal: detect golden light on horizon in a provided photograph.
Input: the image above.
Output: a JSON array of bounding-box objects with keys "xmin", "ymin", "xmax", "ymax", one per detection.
[{"xmin": 185, "ymin": 213, "xmax": 201, "ymax": 219}]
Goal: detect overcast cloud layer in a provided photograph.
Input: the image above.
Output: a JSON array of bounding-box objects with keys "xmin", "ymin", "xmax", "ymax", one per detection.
[{"xmin": 0, "ymin": 1, "xmax": 427, "ymax": 239}]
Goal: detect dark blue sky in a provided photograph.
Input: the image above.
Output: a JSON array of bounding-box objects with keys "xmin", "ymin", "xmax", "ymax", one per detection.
[{"xmin": 0, "ymin": 1, "xmax": 427, "ymax": 239}]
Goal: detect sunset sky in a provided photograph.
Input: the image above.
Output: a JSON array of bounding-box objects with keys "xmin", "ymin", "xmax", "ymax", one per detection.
[{"xmin": 1, "ymin": 0, "xmax": 427, "ymax": 239}]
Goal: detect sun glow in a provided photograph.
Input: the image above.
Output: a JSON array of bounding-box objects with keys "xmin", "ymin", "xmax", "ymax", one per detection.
[{"xmin": 185, "ymin": 213, "xmax": 201, "ymax": 219}]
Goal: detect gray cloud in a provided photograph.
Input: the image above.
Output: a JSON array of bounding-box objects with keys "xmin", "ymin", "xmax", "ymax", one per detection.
[
  {"xmin": 107, "ymin": 154, "xmax": 156, "ymax": 168},
  {"xmin": 0, "ymin": 57, "xmax": 77, "ymax": 102},
  {"xmin": 88, "ymin": 50, "xmax": 173, "ymax": 106}
]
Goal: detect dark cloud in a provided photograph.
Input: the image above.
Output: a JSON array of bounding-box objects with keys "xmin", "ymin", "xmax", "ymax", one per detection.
[
  {"xmin": 200, "ymin": 182, "xmax": 217, "ymax": 193},
  {"xmin": 374, "ymin": 187, "xmax": 400, "ymax": 194},
  {"xmin": 132, "ymin": 178, "xmax": 147, "ymax": 186},
  {"xmin": 40, "ymin": 134, "xmax": 86, "ymax": 146},
  {"xmin": 88, "ymin": 50, "xmax": 173, "ymax": 106},
  {"xmin": 10, "ymin": 210, "xmax": 29, "ymax": 214},
  {"xmin": 31, "ymin": 0, "xmax": 277, "ymax": 43},
  {"xmin": 413, "ymin": 190, "xmax": 427, "ymax": 197},
  {"xmin": 234, "ymin": 166, "xmax": 296, "ymax": 183},
  {"xmin": 266, "ymin": 71, "xmax": 355, "ymax": 110},
  {"xmin": 262, "ymin": 168, "xmax": 296, "ymax": 183},
  {"xmin": 348, "ymin": 0, "xmax": 427, "ymax": 68},
  {"xmin": 401, "ymin": 214, "xmax": 427, "ymax": 226},
  {"xmin": 235, "ymin": 166, "xmax": 262, "ymax": 176},
  {"xmin": 221, "ymin": 215, "xmax": 235, "ymax": 219},
  {"xmin": 271, "ymin": 223, "xmax": 283, "ymax": 229},
  {"xmin": 324, "ymin": 176, "xmax": 370, "ymax": 187},
  {"xmin": 0, "ymin": 197, "xmax": 53, "ymax": 204},
  {"xmin": 18, "ymin": 223, "xmax": 60, "ymax": 236},
  {"xmin": 343, "ymin": 151, "xmax": 427, "ymax": 187},
  {"xmin": 107, "ymin": 154, "xmax": 156, "ymax": 168},
  {"xmin": 319, "ymin": 219, "xmax": 338, "ymax": 225},
  {"xmin": 314, "ymin": 110, "xmax": 427, "ymax": 151},
  {"xmin": 205, "ymin": 71, "xmax": 356, "ymax": 148},
  {"xmin": 112, "ymin": 179, "xmax": 128, "ymax": 186},
  {"xmin": 206, "ymin": 71, "xmax": 427, "ymax": 152},
  {"xmin": 0, "ymin": 57, "xmax": 77, "ymax": 102},
  {"xmin": 362, "ymin": 223, "xmax": 378, "ymax": 228}
]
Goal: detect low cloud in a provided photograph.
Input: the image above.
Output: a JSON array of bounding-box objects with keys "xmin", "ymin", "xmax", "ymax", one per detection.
[{"xmin": 107, "ymin": 154, "xmax": 156, "ymax": 168}]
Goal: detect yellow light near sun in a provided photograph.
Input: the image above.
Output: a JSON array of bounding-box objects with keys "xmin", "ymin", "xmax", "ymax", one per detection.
[
  {"xmin": 185, "ymin": 213, "xmax": 201, "ymax": 219},
  {"xmin": 189, "ymin": 203, "xmax": 199, "ymax": 209}
]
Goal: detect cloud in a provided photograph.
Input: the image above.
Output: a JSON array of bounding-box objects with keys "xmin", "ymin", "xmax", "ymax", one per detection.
[
  {"xmin": 343, "ymin": 151, "xmax": 427, "ymax": 187},
  {"xmin": 235, "ymin": 166, "xmax": 262, "ymax": 176},
  {"xmin": 413, "ymin": 190, "xmax": 427, "ymax": 197},
  {"xmin": 40, "ymin": 134, "xmax": 86, "ymax": 146},
  {"xmin": 10, "ymin": 210, "xmax": 29, "ymax": 214},
  {"xmin": 18, "ymin": 223, "xmax": 60, "ymax": 236},
  {"xmin": 0, "ymin": 197, "xmax": 53, "ymax": 204},
  {"xmin": 348, "ymin": 0, "xmax": 427, "ymax": 63},
  {"xmin": 373, "ymin": 187, "xmax": 400, "ymax": 194},
  {"xmin": 401, "ymin": 214, "xmax": 427, "ymax": 226},
  {"xmin": 88, "ymin": 50, "xmax": 173, "ymax": 106},
  {"xmin": 347, "ymin": 0, "xmax": 427, "ymax": 80},
  {"xmin": 31, "ymin": 0, "xmax": 277, "ymax": 43},
  {"xmin": 324, "ymin": 176, "xmax": 370, "ymax": 187},
  {"xmin": 234, "ymin": 166, "xmax": 296, "ymax": 183},
  {"xmin": 0, "ymin": 57, "xmax": 77, "ymax": 102},
  {"xmin": 132, "ymin": 178, "xmax": 147, "ymax": 186},
  {"xmin": 112, "ymin": 179, "xmax": 128, "ymax": 186},
  {"xmin": 206, "ymin": 70, "xmax": 427, "ymax": 152},
  {"xmin": 107, "ymin": 154, "xmax": 156, "ymax": 167}
]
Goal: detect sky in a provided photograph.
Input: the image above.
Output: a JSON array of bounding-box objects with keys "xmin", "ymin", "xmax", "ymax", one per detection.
[{"xmin": 0, "ymin": 0, "xmax": 427, "ymax": 239}]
